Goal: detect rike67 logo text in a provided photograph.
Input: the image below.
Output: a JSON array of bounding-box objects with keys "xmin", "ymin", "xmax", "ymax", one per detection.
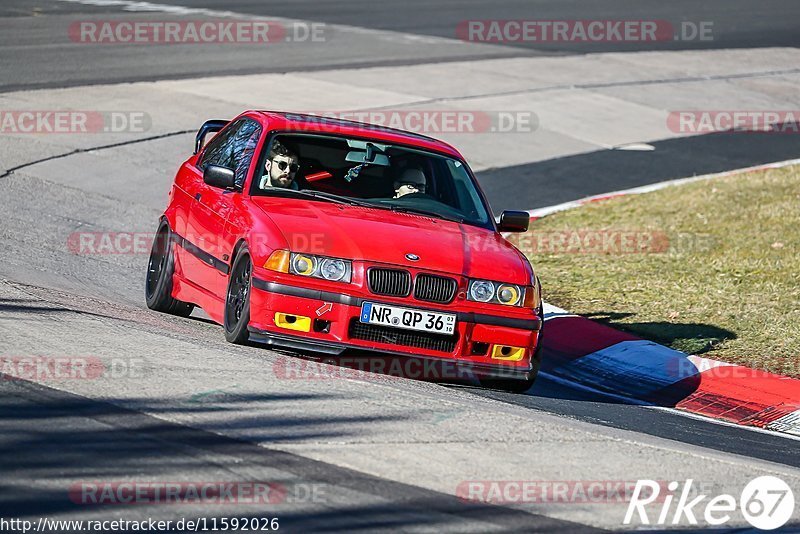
[{"xmin": 625, "ymin": 476, "xmax": 795, "ymax": 530}]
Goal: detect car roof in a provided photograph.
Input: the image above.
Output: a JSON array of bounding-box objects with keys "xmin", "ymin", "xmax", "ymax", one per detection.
[{"xmin": 248, "ymin": 110, "xmax": 463, "ymax": 158}]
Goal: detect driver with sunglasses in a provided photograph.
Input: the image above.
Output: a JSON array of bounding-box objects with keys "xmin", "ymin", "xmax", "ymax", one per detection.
[{"xmin": 260, "ymin": 140, "xmax": 300, "ymax": 189}]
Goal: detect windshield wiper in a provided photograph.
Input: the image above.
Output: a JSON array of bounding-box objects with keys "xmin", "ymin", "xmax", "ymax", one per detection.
[
  {"xmin": 263, "ymin": 188, "xmax": 463, "ymax": 222},
  {"xmin": 298, "ymin": 189, "xmax": 380, "ymax": 208},
  {"xmin": 262, "ymin": 188, "xmax": 366, "ymax": 206},
  {"xmin": 261, "ymin": 188, "xmax": 344, "ymax": 204},
  {"xmin": 390, "ymin": 206, "xmax": 464, "ymax": 224}
]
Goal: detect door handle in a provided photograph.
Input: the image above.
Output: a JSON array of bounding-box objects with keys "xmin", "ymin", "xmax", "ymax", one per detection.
[{"xmin": 195, "ymin": 193, "xmax": 202, "ymax": 201}]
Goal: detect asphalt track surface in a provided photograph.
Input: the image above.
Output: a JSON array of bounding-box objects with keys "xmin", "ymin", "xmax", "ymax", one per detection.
[
  {"xmin": 1, "ymin": 0, "xmax": 800, "ymax": 92},
  {"xmin": 1, "ymin": 1, "xmax": 800, "ymax": 532}
]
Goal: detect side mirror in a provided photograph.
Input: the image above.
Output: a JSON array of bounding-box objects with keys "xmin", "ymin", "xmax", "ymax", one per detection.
[
  {"xmin": 203, "ymin": 165, "xmax": 236, "ymax": 190},
  {"xmin": 498, "ymin": 210, "xmax": 530, "ymax": 232},
  {"xmin": 194, "ymin": 119, "xmax": 229, "ymax": 154}
]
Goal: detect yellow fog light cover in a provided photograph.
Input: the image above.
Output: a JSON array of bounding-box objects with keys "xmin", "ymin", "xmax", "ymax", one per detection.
[
  {"xmin": 491, "ymin": 345, "xmax": 526, "ymax": 361},
  {"xmin": 274, "ymin": 313, "xmax": 311, "ymax": 332},
  {"xmin": 264, "ymin": 250, "xmax": 290, "ymax": 273}
]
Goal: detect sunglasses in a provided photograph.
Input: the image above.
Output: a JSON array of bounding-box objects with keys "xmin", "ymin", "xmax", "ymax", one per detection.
[{"xmin": 274, "ymin": 160, "xmax": 299, "ymax": 173}]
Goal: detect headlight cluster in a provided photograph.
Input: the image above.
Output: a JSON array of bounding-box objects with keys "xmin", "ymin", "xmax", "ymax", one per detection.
[
  {"xmin": 265, "ymin": 250, "xmax": 352, "ymax": 283},
  {"xmin": 467, "ymin": 279, "xmax": 525, "ymax": 306},
  {"xmin": 291, "ymin": 253, "xmax": 351, "ymax": 282}
]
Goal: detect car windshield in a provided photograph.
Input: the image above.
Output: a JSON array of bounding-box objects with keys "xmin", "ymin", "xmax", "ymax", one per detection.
[{"xmin": 251, "ymin": 133, "xmax": 493, "ymax": 229}]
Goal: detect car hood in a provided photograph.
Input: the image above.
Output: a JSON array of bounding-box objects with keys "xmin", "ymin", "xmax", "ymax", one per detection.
[{"xmin": 250, "ymin": 198, "xmax": 530, "ymax": 284}]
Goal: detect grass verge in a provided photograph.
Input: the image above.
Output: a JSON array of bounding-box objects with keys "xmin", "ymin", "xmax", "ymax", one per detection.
[{"xmin": 509, "ymin": 164, "xmax": 800, "ymax": 377}]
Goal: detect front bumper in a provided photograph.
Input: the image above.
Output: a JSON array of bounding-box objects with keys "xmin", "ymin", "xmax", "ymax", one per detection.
[{"xmin": 249, "ymin": 277, "xmax": 542, "ymax": 380}]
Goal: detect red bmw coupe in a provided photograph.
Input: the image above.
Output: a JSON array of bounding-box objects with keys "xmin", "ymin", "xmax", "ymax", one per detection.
[{"xmin": 146, "ymin": 111, "xmax": 543, "ymax": 391}]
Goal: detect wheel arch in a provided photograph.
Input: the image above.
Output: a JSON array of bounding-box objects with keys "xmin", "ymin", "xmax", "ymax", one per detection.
[
  {"xmin": 230, "ymin": 238, "xmax": 251, "ymax": 271},
  {"xmin": 160, "ymin": 206, "xmax": 178, "ymax": 232}
]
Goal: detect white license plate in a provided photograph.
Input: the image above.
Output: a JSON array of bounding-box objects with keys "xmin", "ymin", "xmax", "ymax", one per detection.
[{"xmin": 359, "ymin": 302, "xmax": 456, "ymax": 335}]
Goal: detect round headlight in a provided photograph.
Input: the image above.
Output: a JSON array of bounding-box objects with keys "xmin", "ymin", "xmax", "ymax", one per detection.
[
  {"xmin": 497, "ymin": 284, "xmax": 521, "ymax": 306},
  {"xmin": 319, "ymin": 258, "xmax": 347, "ymax": 281},
  {"xmin": 470, "ymin": 280, "xmax": 495, "ymax": 302},
  {"xmin": 291, "ymin": 254, "xmax": 317, "ymax": 276}
]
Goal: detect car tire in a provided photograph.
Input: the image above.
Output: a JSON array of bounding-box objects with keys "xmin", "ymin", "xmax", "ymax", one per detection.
[
  {"xmin": 224, "ymin": 247, "xmax": 252, "ymax": 345},
  {"xmin": 145, "ymin": 221, "xmax": 194, "ymax": 317}
]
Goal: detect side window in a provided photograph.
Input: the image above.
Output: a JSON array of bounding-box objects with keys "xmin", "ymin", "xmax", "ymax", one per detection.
[
  {"xmin": 200, "ymin": 119, "xmax": 262, "ymax": 189},
  {"xmin": 200, "ymin": 120, "xmax": 240, "ymax": 169}
]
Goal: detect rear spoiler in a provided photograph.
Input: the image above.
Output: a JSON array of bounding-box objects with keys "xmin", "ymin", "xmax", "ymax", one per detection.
[{"xmin": 194, "ymin": 119, "xmax": 229, "ymax": 154}]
